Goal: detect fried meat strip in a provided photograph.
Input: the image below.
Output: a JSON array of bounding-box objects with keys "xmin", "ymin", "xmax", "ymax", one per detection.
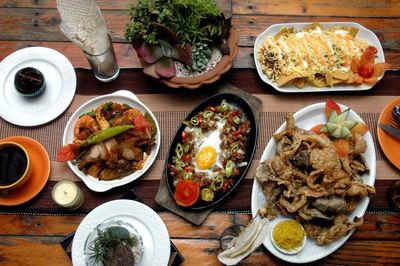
[{"xmin": 304, "ymin": 215, "xmax": 364, "ymax": 245}]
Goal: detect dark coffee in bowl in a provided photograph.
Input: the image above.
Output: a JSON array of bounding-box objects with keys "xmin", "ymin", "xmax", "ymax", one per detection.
[{"xmin": 0, "ymin": 146, "xmax": 28, "ymax": 186}]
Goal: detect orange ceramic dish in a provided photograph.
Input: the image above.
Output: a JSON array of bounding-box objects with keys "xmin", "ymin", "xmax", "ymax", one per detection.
[
  {"xmin": 377, "ymin": 97, "xmax": 400, "ymax": 169},
  {"xmin": 0, "ymin": 136, "xmax": 50, "ymax": 206}
]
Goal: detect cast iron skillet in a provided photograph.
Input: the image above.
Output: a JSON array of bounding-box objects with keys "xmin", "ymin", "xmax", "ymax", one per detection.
[{"xmin": 165, "ymin": 93, "xmax": 258, "ymax": 210}]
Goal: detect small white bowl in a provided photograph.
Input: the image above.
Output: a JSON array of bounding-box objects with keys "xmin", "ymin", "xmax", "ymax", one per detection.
[
  {"xmin": 270, "ymin": 218, "xmax": 306, "ymax": 255},
  {"xmin": 63, "ymin": 90, "xmax": 160, "ymax": 192}
]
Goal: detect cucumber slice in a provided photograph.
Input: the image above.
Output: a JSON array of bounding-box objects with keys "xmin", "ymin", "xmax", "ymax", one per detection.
[
  {"xmin": 341, "ymin": 126, "xmax": 352, "ymax": 138},
  {"xmin": 325, "ymin": 107, "xmax": 355, "ymax": 138},
  {"xmin": 331, "ymin": 126, "xmax": 343, "ymax": 138},
  {"xmin": 337, "ymin": 108, "xmax": 351, "ymax": 122},
  {"xmin": 326, "ymin": 122, "xmax": 339, "ymax": 133},
  {"xmin": 343, "ymin": 120, "xmax": 358, "ymax": 129}
]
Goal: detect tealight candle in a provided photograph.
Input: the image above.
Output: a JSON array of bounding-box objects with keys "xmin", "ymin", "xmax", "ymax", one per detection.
[{"xmin": 52, "ymin": 180, "xmax": 84, "ymax": 210}]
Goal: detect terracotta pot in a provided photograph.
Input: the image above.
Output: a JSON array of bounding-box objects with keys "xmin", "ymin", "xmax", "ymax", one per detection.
[{"xmin": 137, "ymin": 27, "xmax": 239, "ymax": 89}]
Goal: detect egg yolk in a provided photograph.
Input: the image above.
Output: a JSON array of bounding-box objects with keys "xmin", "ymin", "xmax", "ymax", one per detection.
[{"xmin": 196, "ymin": 146, "xmax": 217, "ymax": 170}]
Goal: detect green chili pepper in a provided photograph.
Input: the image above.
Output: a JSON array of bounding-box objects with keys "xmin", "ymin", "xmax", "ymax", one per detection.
[
  {"xmin": 175, "ymin": 143, "xmax": 183, "ymax": 158},
  {"xmin": 219, "ymin": 102, "xmax": 228, "ymax": 112},
  {"xmin": 183, "ymin": 144, "xmax": 190, "ymax": 153},
  {"xmin": 175, "ymin": 158, "xmax": 185, "ymax": 168},
  {"xmin": 191, "ymin": 117, "xmax": 199, "ymax": 126},
  {"xmin": 233, "ymin": 116, "xmax": 241, "ymax": 124},
  {"xmin": 82, "ymin": 125, "xmax": 133, "ymax": 147},
  {"xmin": 203, "ymin": 110, "xmax": 214, "ymax": 118},
  {"xmin": 231, "ymin": 143, "xmax": 240, "ymax": 153},
  {"xmin": 175, "ymin": 165, "xmax": 183, "ymax": 172},
  {"xmin": 182, "ymin": 120, "xmax": 190, "ymax": 126},
  {"xmin": 225, "ymin": 160, "xmax": 234, "ymax": 177}
]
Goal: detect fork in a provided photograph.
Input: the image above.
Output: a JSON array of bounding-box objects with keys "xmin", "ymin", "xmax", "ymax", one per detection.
[{"xmin": 389, "ymin": 117, "xmax": 400, "ymax": 129}]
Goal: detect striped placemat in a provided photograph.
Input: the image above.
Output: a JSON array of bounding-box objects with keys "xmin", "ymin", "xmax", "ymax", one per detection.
[{"xmin": 0, "ymin": 93, "xmax": 398, "ymax": 214}]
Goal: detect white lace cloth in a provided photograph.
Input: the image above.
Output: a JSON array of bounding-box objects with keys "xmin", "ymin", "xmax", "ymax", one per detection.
[{"xmin": 56, "ymin": 0, "xmax": 110, "ymax": 54}]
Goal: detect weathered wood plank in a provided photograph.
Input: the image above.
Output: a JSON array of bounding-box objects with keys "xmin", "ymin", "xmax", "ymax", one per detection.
[
  {"xmin": 1, "ymin": 213, "xmax": 399, "ymax": 241},
  {"xmin": 0, "ymin": 235, "xmax": 397, "ymax": 265},
  {"xmin": 0, "ymin": 236, "xmax": 72, "ymax": 266},
  {"xmin": 233, "ymin": 0, "xmax": 400, "ymax": 17},
  {"xmin": 1, "ymin": 9, "xmax": 399, "ymax": 48},
  {"xmin": 232, "ymin": 16, "xmax": 400, "ymax": 49},
  {"xmin": 0, "ymin": 213, "xmax": 235, "ymax": 239},
  {"xmin": 1, "ymin": 41, "xmax": 399, "ymax": 70},
  {"xmin": 0, "ymin": 0, "xmax": 232, "ymax": 15}
]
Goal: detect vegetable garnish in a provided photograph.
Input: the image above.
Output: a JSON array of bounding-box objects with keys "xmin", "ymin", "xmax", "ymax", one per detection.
[
  {"xmin": 312, "ymin": 99, "xmax": 369, "ymax": 157},
  {"xmin": 174, "ymin": 180, "xmax": 200, "ymax": 207}
]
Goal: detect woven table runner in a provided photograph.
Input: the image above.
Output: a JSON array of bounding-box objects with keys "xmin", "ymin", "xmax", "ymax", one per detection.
[{"xmin": 0, "ymin": 92, "xmax": 398, "ymax": 215}]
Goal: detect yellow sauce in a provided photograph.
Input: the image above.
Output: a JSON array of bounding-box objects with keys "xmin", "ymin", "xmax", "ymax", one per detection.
[{"xmin": 272, "ymin": 219, "xmax": 305, "ymax": 252}]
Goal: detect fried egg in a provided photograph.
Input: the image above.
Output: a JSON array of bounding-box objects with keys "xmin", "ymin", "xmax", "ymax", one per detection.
[{"xmin": 192, "ymin": 121, "xmax": 225, "ymax": 175}]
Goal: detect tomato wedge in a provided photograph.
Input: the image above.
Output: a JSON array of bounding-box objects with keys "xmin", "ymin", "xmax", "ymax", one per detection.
[
  {"xmin": 324, "ymin": 99, "xmax": 341, "ymax": 119},
  {"xmin": 174, "ymin": 180, "xmax": 200, "ymax": 207}
]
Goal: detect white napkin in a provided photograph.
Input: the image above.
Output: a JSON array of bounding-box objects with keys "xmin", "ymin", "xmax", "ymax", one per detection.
[
  {"xmin": 56, "ymin": 0, "xmax": 110, "ymax": 54},
  {"xmin": 218, "ymin": 217, "xmax": 269, "ymax": 265}
]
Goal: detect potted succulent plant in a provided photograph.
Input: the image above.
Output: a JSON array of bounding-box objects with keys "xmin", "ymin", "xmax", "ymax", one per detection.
[{"xmin": 125, "ymin": 0, "xmax": 239, "ymax": 89}]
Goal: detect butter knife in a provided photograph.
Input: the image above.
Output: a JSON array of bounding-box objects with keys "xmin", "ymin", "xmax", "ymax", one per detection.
[{"xmin": 378, "ymin": 123, "xmax": 400, "ymax": 139}]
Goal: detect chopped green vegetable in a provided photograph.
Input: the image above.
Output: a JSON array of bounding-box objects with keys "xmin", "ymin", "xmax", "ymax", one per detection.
[
  {"xmin": 201, "ymin": 188, "xmax": 214, "ymax": 202},
  {"xmin": 233, "ymin": 116, "xmax": 241, "ymax": 124},
  {"xmin": 225, "ymin": 160, "xmax": 234, "ymax": 177},
  {"xmin": 204, "ymin": 110, "xmax": 214, "ymax": 118},
  {"xmin": 175, "ymin": 143, "xmax": 183, "ymax": 158},
  {"xmin": 191, "ymin": 117, "xmax": 199, "ymax": 125}
]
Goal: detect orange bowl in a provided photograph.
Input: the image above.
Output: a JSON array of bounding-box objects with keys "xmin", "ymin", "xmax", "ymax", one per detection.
[{"xmin": 0, "ymin": 141, "xmax": 32, "ymax": 192}]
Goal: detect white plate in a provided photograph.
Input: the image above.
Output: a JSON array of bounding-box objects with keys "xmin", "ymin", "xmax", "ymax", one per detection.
[
  {"xmin": 0, "ymin": 47, "xmax": 76, "ymax": 126},
  {"xmin": 254, "ymin": 22, "xmax": 385, "ymax": 93},
  {"xmin": 251, "ymin": 102, "xmax": 376, "ymax": 263},
  {"xmin": 72, "ymin": 199, "xmax": 170, "ymax": 266},
  {"xmin": 63, "ymin": 90, "xmax": 160, "ymax": 192}
]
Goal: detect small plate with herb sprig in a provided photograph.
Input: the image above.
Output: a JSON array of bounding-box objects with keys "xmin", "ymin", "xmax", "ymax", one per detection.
[
  {"xmin": 84, "ymin": 220, "xmax": 144, "ymax": 265},
  {"xmin": 72, "ymin": 200, "xmax": 170, "ymax": 266}
]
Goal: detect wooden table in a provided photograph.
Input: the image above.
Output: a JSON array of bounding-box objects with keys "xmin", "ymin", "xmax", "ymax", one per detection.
[{"xmin": 0, "ymin": 1, "xmax": 399, "ymax": 265}]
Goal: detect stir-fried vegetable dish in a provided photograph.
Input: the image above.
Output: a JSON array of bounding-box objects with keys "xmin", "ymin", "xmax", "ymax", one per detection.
[
  {"xmin": 57, "ymin": 101, "xmax": 157, "ymax": 181},
  {"xmin": 168, "ymin": 100, "xmax": 251, "ymax": 207}
]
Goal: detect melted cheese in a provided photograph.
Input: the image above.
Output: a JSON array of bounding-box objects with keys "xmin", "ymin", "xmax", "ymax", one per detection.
[{"xmin": 258, "ymin": 25, "xmax": 369, "ymax": 82}]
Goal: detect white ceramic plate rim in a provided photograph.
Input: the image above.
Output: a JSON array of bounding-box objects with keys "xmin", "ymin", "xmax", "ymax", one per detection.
[
  {"xmin": 72, "ymin": 199, "xmax": 170, "ymax": 266},
  {"xmin": 63, "ymin": 90, "xmax": 161, "ymax": 192},
  {"xmin": 254, "ymin": 22, "xmax": 385, "ymax": 93},
  {"xmin": 250, "ymin": 102, "xmax": 376, "ymax": 263},
  {"xmin": 0, "ymin": 46, "xmax": 76, "ymax": 126}
]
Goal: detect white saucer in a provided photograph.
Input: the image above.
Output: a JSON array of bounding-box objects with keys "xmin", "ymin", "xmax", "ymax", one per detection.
[
  {"xmin": 0, "ymin": 47, "xmax": 76, "ymax": 126},
  {"xmin": 72, "ymin": 200, "xmax": 170, "ymax": 266}
]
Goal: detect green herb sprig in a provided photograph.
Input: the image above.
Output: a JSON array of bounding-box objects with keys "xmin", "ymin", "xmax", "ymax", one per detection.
[{"xmin": 89, "ymin": 226, "xmax": 137, "ymax": 264}]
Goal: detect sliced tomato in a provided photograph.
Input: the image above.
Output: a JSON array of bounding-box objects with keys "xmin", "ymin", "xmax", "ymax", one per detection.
[
  {"xmin": 324, "ymin": 99, "xmax": 341, "ymax": 118},
  {"xmin": 310, "ymin": 124, "xmax": 325, "ymax": 135},
  {"xmin": 56, "ymin": 143, "xmax": 80, "ymax": 162},
  {"xmin": 358, "ymin": 63, "xmax": 374, "ymax": 78},
  {"xmin": 134, "ymin": 113, "xmax": 152, "ymax": 139},
  {"xmin": 359, "ymin": 46, "xmax": 377, "ymax": 66},
  {"xmin": 174, "ymin": 180, "xmax": 200, "ymax": 207},
  {"xmin": 333, "ymin": 138, "xmax": 350, "ymax": 158}
]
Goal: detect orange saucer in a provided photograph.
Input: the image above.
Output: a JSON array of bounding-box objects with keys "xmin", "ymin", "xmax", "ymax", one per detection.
[
  {"xmin": 377, "ymin": 97, "xmax": 400, "ymax": 170},
  {"xmin": 0, "ymin": 136, "xmax": 50, "ymax": 206}
]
